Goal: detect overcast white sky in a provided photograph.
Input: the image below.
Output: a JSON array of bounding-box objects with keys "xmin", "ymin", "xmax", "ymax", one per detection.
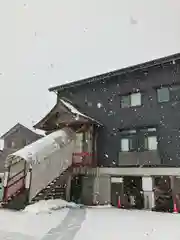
[{"xmin": 0, "ymin": 0, "xmax": 180, "ymax": 136}]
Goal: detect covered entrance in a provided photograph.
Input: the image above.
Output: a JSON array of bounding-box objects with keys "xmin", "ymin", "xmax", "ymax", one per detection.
[
  {"xmin": 111, "ymin": 177, "xmax": 123, "ymax": 207},
  {"xmin": 153, "ymin": 176, "xmax": 173, "ymax": 212},
  {"xmin": 33, "ymin": 98, "xmax": 102, "ymax": 205},
  {"xmin": 34, "ymin": 98, "xmax": 102, "ymax": 168},
  {"xmin": 70, "ymin": 175, "xmax": 83, "ymax": 204},
  {"xmin": 111, "ymin": 176, "xmax": 144, "ymax": 209},
  {"xmin": 123, "ymin": 176, "xmax": 144, "ymax": 209}
]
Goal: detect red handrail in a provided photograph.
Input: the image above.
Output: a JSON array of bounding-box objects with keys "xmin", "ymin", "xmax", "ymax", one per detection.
[
  {"xmin": 73, "ymin": 152, "xmax": 93, "ymax": 157},
  {"xmin": 72, "ymin": 152, "xmax": 93, "ymax": 166},
  {"xmin": 3, "ymin": 170, "xmax": 26, "ymax": 202}
]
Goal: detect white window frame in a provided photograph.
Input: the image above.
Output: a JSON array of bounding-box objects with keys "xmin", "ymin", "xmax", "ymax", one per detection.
[
  {"xmin": 157, "ymin": 87, "xmax": 170, "ymax": 103},
  {"xmin": 121, "ymin": 92, "xmax": 141, "ymax": 108},
  {"xmin": 145, "ymin": 136, "xmax": 157, "ymax": 150},
  {"xmin": 130, "ymin": 92, "xmax": 141, "ymax": 107},
  {"xmin": 121, "ymin": 138, "xmax": 129, "ymax": 152}
]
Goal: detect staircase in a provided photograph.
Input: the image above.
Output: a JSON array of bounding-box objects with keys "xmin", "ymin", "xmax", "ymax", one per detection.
[{"xmin": 31, "ymin": 169, "xmax": 71, "ymax": 204}]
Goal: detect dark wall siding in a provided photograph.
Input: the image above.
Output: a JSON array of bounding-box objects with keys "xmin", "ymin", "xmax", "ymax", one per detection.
[
  {"xmin": 3, "ymin": 128, "xmax": 41, "ymax": 150},
  {"xmin": 0, "ymin": 127, "xmax": 42, "ymax": 172},
  {"xmin": 58, "ymin": 61, "xmax": 180, "ymax": 167}
]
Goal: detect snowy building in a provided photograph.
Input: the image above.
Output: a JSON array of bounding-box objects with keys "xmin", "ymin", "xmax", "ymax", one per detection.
[
  {"xmin": 0, "ymin": 123, "xmax": 43, "ymax": 173},
  {"xmin": 3, "ymin": 53, "xmax": 180, "ymax": 212},
  {"xmin": 33, "ymin": 52, "xmax": 180, "ymax": 211}
]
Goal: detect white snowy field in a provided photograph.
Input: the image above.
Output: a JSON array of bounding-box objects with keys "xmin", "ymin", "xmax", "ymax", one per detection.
[
  {"xmin": 0, "ymin": 200, "xmax": 180, "ymax": 239},
  {"xmin": 76, "ymin": 208, "xmax": 180, "ymax": 240},
  {"xmin": 0, "ymin": 208, "xmax": 69, "ymax": 239}
]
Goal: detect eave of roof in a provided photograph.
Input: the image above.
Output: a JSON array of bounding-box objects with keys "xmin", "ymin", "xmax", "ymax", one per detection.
[
  {"xmin": 33, "ymin": 99, "xmax": 102, "ymax": 130},
  {"xmin": 49, "ymin": 52, "xmax": 180, "ymax": 92}
]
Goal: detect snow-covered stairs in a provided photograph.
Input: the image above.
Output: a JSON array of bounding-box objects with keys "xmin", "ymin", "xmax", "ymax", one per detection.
[{"xmin": 31, "ymin": 170, "xmax": 70, "ymax": 204}]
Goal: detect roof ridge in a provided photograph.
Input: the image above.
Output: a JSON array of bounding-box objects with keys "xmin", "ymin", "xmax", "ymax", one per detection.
[
  {"xmin": 49, "ymin": 52, "xmax": 180, "ymax": 92},
  {"xmin": 1, "ymin": 123, "xmax": 42, "ymax": 139}
]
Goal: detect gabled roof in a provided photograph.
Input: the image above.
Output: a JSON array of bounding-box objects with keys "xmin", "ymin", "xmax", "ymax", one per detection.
[
  {"xmin": 1, "ymin": 123, "xmax": 43, "ymax": 139},
  {"xmin": 33, "ymin": 99, "xmax": 102, "ymax": 131},
  {"xmin": 49, "ymin": 52, "xmax": 180, "ymax": 92}
]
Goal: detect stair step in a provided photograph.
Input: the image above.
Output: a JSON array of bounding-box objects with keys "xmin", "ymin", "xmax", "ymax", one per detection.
[
  {"xmin": 45, "ymin": 193, "xmax": 64, "ymax": 196},
  {"xmin": 30, "ymin": 171, "xmax": 70, "ymax": 203}
]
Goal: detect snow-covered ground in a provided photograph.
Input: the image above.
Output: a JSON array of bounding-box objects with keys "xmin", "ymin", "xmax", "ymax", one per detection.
[
  {"xmin": 76, "ymin": 208, "xmax": 180, "ymax": 240},
  {"xmin": 0, "ymin": 200, "xmax": 180, "ymax": 239},
  {"xmin": 23, "ymin": 199, "xmax": 78, "ymax": 214}
]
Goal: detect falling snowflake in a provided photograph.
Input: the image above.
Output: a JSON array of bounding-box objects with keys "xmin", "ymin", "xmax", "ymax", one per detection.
[
  {"xmin": 75, "ymin": 115, "xmax": 80, "ymax": 120},
  {"xmin": 97, "ymin": 102, "xmax": 102, "ymax": 108}
]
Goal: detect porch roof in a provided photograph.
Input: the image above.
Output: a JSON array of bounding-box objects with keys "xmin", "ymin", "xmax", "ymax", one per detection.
[{"xmin": 33, "ymin": 99, "xmax": 102, "ymax": 131}]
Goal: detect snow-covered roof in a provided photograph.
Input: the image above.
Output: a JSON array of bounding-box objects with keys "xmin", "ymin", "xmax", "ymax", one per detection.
[
  {"xmin": 34, "ymin": 98, "xmax": 102, "ymax": 131},
  {"xmin": 5, "ymin": 128, "xmax": 75, "ymax": 166},
  {"xmin": 60, "ymin": 99, "xmax": 102, "ymax": 125}
]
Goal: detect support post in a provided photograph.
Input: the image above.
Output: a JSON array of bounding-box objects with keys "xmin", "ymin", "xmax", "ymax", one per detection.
[
  {"xmin": 93, "ymin": 167, "xmax": 100, "ymax": 205},
  {"xmin": 65, "ymin": 174, "xmax": 72, "ymax": 201}
]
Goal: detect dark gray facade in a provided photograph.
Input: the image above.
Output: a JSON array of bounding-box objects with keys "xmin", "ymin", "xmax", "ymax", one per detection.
[
  {"xmin": 0, "ymin": 123, "xmax": 43, "ymax": 172},
  {"xmin": 52, "ymin": 55, "xmax": 180, "ymax": 167}
]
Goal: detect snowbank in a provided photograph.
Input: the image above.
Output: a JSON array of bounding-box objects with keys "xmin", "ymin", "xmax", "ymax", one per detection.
[
  {"xmin": 87, "ymin": 204, "xmax": 113, "ymax": 209},
  {"xmin": 74, "ymin": 208, "xmax": 180, "ymax": 240},
  {"xmin": 0, "ymin": 208, "xmax": 69, "ymax": 239},
  {"xmin": 23, "ymin": 199, "xmax": 78, "ymax": 214}
]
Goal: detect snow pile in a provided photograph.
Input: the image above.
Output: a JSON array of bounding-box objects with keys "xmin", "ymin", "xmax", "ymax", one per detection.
[
  {"xmin": 0, "ymin": 208, "xmax": 69, "ymax": 239},
  {"xmin": 88, "ymin": 204, "xmax": 113, "ymax": 209},
  {"xmin": 23, "ymin": 199, "xmax": 79, "ymax": 214},
  {"xmin": 74, "ymin": 208, "xmax": 180, "ymax": 240}
]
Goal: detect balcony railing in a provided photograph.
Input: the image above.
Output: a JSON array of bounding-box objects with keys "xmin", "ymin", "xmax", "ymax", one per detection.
[
  {"xmin": 3, "ymin": 170, "xmax": 26, "ymax": 202},
  {"xmin": 118, "ymin": 150, "xmax": 161, "ymax": 166},
  {"xmin": 72, "ymin": 152, "xmax": 93, "ymax": 167}
]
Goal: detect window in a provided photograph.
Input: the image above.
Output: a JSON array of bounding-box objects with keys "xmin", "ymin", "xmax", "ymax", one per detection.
[
  {"xmin": 144, "ymin": 136, "xmax": 157, "ymax": 150},
  {"xmin": 157, "ymin": 87, "xmax": 170, "ymax": 103},
  {"xmin": 6, "ymin": 140, "xmax": 15, "ymax": 148},
  {"xmin": 120, "ymin": 129, "xmax": 136, "ymax": 152},
  {"xmin": 11, "ymin": 141, "xmax": 16, "ymax": 148},
  {"xmin": 140, "ymin": 128, "xmax": 157, "ymax": 151},
  {"xmin": 120, "ymin": 127, "xmax": 157, "ymax": 152},
  {"xmin": 170, "ymin": 85, "xmax": 180, "ymax": 101},
  {"xmin": 121, "ymin": 95, "xmax": 130, "ymax": 108},
  {"xmin": 121, "ymin": 92, "xmax": 141, "ymax": 108},
  {"xmin": 157, "ymin": 85, "xmax": 180, "ymax": 103},
  {"xmin": 120, "ymin": 138, "xmax": 136, "ymax": 152},
  {"xmin": 121, "ymin": 138, "xmax": 129, "ymax": 151},
  {"xmin": 131, "ymin": 92, "xmax": 141, "ymax": 107}
]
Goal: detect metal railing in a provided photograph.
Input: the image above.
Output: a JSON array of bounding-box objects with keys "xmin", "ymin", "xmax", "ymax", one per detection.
[
  {"xmin": 3, "ymin": 170, "xmax": 26, "ymax": 202},
  {"xmin": 72, "ymin": 152, "xmax": 93, "ymax": 166}
]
